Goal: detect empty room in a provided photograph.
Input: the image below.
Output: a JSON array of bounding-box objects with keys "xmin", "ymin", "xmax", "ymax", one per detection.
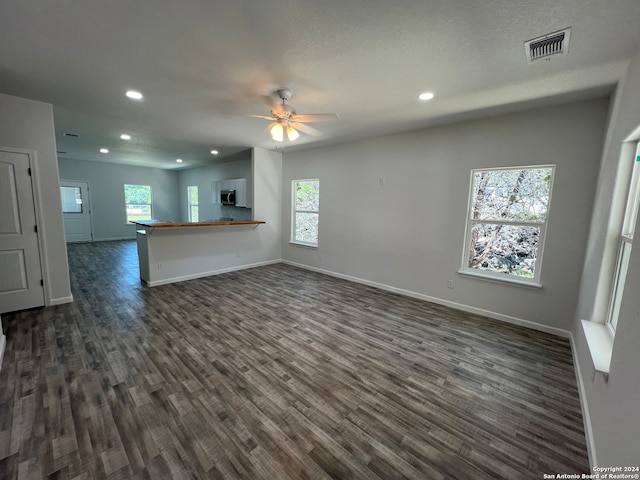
[{"xmin": 1, "ymin": 1, "xmax": 640, "ymax": 478}]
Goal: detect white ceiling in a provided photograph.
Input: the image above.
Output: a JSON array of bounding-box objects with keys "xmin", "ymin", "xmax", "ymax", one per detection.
[{"xmin": 1, "ymin": 0, "xmax": 639, "ymax": 170}]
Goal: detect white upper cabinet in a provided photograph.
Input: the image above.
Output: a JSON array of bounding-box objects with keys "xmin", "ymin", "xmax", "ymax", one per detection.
[{"xmin": 213, "ymin": 178, "xmax": 250, "ymax": 208}]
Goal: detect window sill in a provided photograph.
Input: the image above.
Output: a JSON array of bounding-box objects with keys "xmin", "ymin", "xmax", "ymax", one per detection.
[
  {"xmin": 289, "ymin": 241, "xmax": 318, "ymax": 249},
  {"xmin": 457, "ymin": 270, "xmax": 542, "ymax": 289},
  {"xmin": 581, "ymin": 320, "xmax": 613, "ymax": 382}
]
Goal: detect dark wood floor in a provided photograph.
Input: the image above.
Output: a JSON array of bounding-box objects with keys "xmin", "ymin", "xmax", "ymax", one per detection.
[{"xmin": 0, "ymin": 240, "xmax": 589, "ymax": 479}]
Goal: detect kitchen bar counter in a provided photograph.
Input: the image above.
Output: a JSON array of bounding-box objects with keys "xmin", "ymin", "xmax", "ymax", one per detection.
[
  {"xmin": 133, "ymin": 219, "xmax": 269, "ymax": 286},
  {"xmin": 132, "ymin": 219, "xmax": 265, "ymax": 229}
]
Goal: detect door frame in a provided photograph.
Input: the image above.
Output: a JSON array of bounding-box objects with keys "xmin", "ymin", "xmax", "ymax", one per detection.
[
  {"xmin": 60, "ymin": 179, "xmax": 94, "ymax": 243},
  {"xmin": 1, "ymin": 146, "xmax": 49, "ymax": 307}
]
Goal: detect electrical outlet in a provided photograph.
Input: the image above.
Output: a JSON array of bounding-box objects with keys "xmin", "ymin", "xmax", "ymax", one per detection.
[
  {"xmin": 447, "ymin": 279, "xmax": 454, "ymax": 289},
  {"xmin": 379, "ymin": 177, "xmax": 385, "ymax": 186},
  {"xmin": 158, "ymin": 262, "xmax": 165, "ymax": 270},
  {"xmin": 237, "ymin": 250, "xmax": 241, "ymax": 258}
]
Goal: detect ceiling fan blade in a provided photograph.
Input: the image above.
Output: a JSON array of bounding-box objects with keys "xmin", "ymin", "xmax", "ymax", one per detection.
[
  {"xmin": 259, "ymin": 94, "xmax": 286, "ymax": 115},
  {"xmin": 291, "ymin": 122, "xmax": 322, "ymax": 137},
  {"xmin": 249, "ymin": 114, "xmax": 277, "ymax": 121},
  {"xmin": 290, "ymin": 113, "xmax": 339, "ymax": 123}
]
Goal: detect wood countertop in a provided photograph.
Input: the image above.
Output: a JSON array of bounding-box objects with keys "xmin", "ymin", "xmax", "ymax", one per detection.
[{"xmin": 133, "ymin": 219, "xmax": 265, "ymax": 229}]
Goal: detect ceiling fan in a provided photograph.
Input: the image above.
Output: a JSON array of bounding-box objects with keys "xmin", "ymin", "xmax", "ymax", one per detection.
[{"xmin": 251, "ymin": 88, "xmax": 339, "ymax": 142}]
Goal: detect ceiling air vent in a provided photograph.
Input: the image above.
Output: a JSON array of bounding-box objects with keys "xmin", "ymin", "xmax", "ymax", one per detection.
[{"xmin": 525, "ymin": 28, "xmax": 571, "ymax": 63}]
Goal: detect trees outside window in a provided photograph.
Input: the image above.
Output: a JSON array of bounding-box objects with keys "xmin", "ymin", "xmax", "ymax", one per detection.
[
  {"xmin": 292, "ymin": 179, "xmax": 319, "ymax": 246},
  {"xmin": 462, "ymin": 166, "xmax": 554, "ymax": 284},
  {"xmin": 187, "ymin": 186, "xmax": 199, "ymax": 222},
  {"xmin": 124, "ymin": 184, "xmax": 152, "ymax": 223}
]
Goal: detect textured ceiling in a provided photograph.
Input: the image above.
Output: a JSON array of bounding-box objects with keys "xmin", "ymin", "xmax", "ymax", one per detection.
[{"xmin": 1, "ymin": 0, "xmax": 639, "ymax": 169}]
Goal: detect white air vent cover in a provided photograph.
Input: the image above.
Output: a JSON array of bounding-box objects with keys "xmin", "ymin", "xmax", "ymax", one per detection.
[{"xmin": 525, "ymin": 28, "xmax": 571, "ymax": 63}]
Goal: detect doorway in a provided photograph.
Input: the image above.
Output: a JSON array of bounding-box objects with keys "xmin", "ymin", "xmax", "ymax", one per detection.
[{"xmin": 60, "ymin": 180, "xmax": 93, "ymax": 243}]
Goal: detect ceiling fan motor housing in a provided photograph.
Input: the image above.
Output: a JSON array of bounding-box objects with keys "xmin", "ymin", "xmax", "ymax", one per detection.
[
  {"xmin": 276, "ymin": 88, "xmax": 293, "ymax": 101},
  {"xmin": 272, "ymin": 103, "xmax": 296, "ymax": 119}
]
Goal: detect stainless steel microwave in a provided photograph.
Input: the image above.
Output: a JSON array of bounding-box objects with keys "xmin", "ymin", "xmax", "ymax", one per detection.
[{"xmin": 220, "ymin": 189, "xmax": 236, "ymax": 206}]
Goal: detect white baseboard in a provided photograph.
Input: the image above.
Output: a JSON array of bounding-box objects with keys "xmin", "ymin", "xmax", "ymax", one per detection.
[
  {"xmin": 282, "ymin": 260, "xmax": 571, "ymax": 338},
  {"xmin": 144, "ymin": 259, "xmax": 282, "ymax": 287},
  {"xmin": 569, "ymin": 332, "xmax": 597, "ymax": 468},
  {"xmin": 93, "ymin": 236, "xmax": 136, "ymax": 242},
  {"xmin": 49, "ymin": 295, "xmax": 74, "ymax": 306}
]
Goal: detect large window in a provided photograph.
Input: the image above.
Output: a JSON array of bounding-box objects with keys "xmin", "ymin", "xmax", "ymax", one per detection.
[
  {"xmin": 607, "ymin": 148, "xmax": 640, "ymax": 332},
  {"xmin": 124, "ymin": 184, "xmax": 152, "ymax": 223},
  {"xmin": 292, "ymin": 179, "xmax": 319, "ymax": 246},
  {"xmin": 461, "ymin": 165, "xmax": 554, "ymax": 284},
  {"xmin": 187, "ymin": 185, "xmax": 199, "ymax": 222}
]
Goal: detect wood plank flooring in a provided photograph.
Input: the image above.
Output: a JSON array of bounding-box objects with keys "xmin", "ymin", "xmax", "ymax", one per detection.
[{"xmin": 0, "ymin": 240, "xmax": 589, "ymax": 479}]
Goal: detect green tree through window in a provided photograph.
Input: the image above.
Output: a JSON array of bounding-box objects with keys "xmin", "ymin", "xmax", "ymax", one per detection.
[
  {"xmin": 292, "ymin": 179, "xmax": 319, "ymax": 246},
  {"xmin": 124, "ymin": 184, "xmax": 152, "ymax": 223}
]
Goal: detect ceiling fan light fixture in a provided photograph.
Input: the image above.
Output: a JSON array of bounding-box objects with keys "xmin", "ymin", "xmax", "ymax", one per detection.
[
  {"xmin": 286, "ymin": 126, "xmax": 299, "ymax": 141},
  {"xmin": 270, "ymin": 123, "xmax": 284, "ymax": 142}
]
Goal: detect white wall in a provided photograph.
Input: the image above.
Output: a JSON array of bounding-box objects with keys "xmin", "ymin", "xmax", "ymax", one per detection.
[
  {"xmin": 0, "ymin": 93, "xmax": 71, "ymax": 305},
  {"xmin": 252, "ymin": 147, "xmax": 283, "ymax": 262},
  {"xmin": 572, "ymin": 47, "xmax": 640, "ymax": 466},
  {"xmin": 282, "ymin": 99, "xmax": 609, "ymax": 334},
  {"xmin": 58, "ymin": 158, "xmax": 180, "ymax": 240},
  {"xmin": 177, "ymin": 150, "xmax": 252, "ymax": 222}
]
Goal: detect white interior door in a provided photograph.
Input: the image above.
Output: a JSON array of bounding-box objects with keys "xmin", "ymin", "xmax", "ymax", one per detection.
[
  {"xmin": 0, "ymin": 148, "xmax": 45, "ymax": 313},
  {"xmin": 60, "ymin": 180, "xmax": 92, "ymax": 242}
]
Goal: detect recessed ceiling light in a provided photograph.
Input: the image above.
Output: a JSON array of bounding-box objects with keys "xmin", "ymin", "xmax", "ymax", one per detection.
[
  {"xmin": 125, "ymin": 90, "xmax": 143, "ymax": 100},
  {"xmin": 418, "ymin": 92, "xmax": 434, "ymax": 101},
  {"xmin": 100, "ymin": 148, "xmax": 109, "ymax": 154},
  {"xmin": 176, "ymin": 158, "xmax": 183, "ymax": 163},
  {"xmin": 120, "ymin": 134, "xmax": 131, "ymax": 140},
  {"xmin": 210, "ymin": 150, "xmax": 219, "ymax": 155}
]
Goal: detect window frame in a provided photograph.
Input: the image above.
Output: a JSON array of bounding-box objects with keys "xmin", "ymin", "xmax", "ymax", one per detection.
[
  {"xmin": 187, "ymin": 185, "xmax": 199, "ymax": 222},
  {"xmin": 124, "ymin": 184, "xmax": 153, "ymax": 224},
  {"xmin": 460, "ymin": 165, "xmax": 555, "ymax": 287},
  {"xmin": 606, "ymin": 148, "xmax": 640, "ymax": 333},
  {"xmin": 291, "ymin": 179, "xmax": 320, "ymax": 247},
  {"xmin": 60, "ymin": 185, "xmax": 84, "ymax": 214}
]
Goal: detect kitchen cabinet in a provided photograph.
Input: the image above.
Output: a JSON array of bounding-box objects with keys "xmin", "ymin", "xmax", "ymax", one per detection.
[
  {"xmin": 234, "ymin": 178, "xmax": 247, "ymax": 207},
  {"xmin": 212, "ymin": 178, "xmax": 250, "ymax": 207}
]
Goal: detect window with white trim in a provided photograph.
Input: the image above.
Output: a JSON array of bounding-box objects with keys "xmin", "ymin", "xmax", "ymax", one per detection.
[
  {"xmin": 607, "ymin": 147, "xmax": 640, "ymax": 333},
  {"xmin": 461, "ymin": 165, "xmax": 555, "ymax": 284},
  {"xmin": 124, "ymin": 184, "xmax": 152, "ymax": 223},
  {"xmin": 187, "ymin": 185, "xmax": 199, "ymax": 222},
  {"xmin": 292, "ymin": 179, "xmax": 319, "ymax": 246}
]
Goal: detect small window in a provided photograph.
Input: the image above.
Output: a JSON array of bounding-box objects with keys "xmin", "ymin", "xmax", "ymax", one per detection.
[
  {"xmin": 124, "ymin": 184, "xmax": 152, "ymax": 224},
  {"xmin": 187, "ymin": 185, "xmax": 199, "ymax": 222},
  {"xmin": 60, "ymin": 186, "xmax": 83, "ymax": 213},
  {"xmin": 461, "ymin": 165, "xmax": 555, "ymax": 284},
  {"xmin": 292, "ymin": 179, "xmax": 319, "ymax": 246}
]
